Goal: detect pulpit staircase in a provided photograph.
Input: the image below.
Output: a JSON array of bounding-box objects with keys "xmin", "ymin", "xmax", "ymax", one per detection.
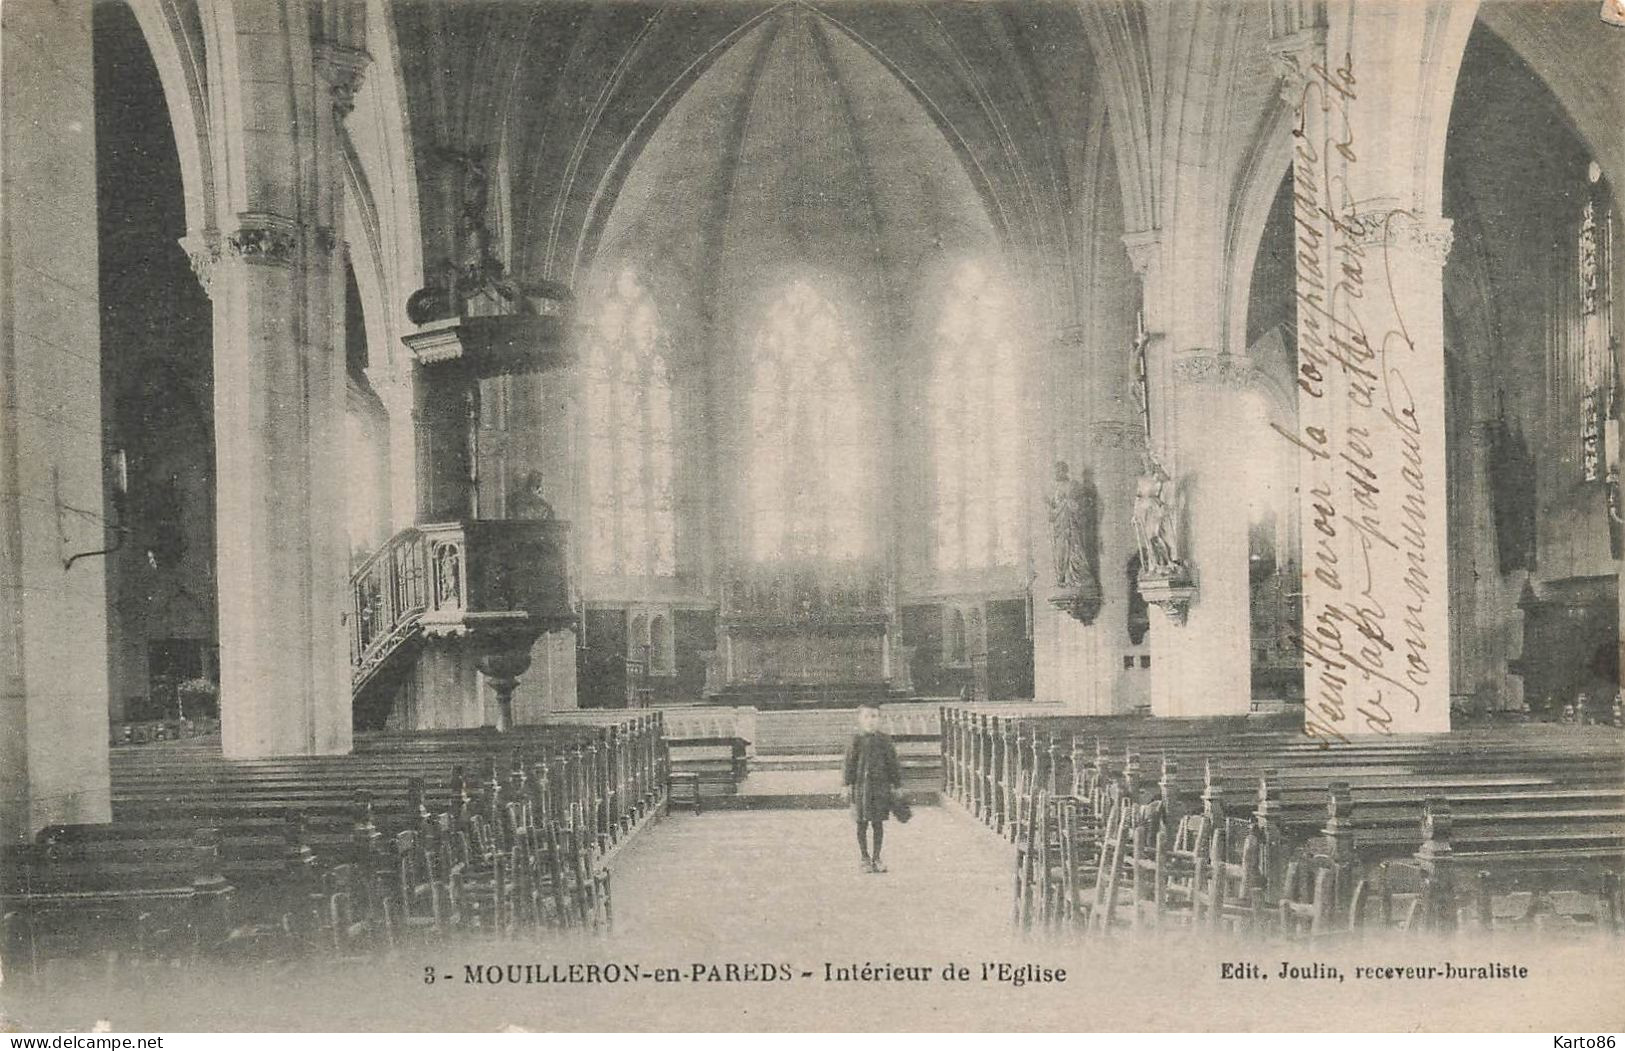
[
  {"xmin": 349, "ymin": 519, "xmax": 574, "ymax": 729},
  {"xmin": 350, "ymin": 527, "xmax": 433, "ymax": 709}
]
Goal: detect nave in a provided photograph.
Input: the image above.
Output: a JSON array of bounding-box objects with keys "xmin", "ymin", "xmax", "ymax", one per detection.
[
  {"xmin": 5, "ymin": 712, "xmax": 1624, "ymax": 1032},
  {"xmin": 1, "ymin": 802, "xmax": 1014, "ymax": 1032},
  {"xmin": 4, "ymin": 0, "xmax": 1624, "ymax": 1033},
  {"xmin": 7, "ymin": 804, "xmax": 1621, "ymax": 1033}
]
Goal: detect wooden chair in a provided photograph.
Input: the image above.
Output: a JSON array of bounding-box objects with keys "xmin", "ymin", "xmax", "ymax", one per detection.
[
  {"xmin": 1204, "ymin": 815, "xmax": 1265, "ymax": 932},
  {"xmin": 394, "ymin": 830, "xmax": 449, "ymax": 940},
  {"xmin": 1275, "ymin": 782, "xmax": 1364, "ymax": 941},
  {"xmin": 1089, "ymin": 795, "xmax": 1134, "ymax": 931},
  {"xmin": 1011, "ymin": 785, "xmax": 1045, "ymax": 929},
  {"xmin": 1152, "ymin": 809, "xmax": 1213, "ymax": 926},
  {"xmin": 322, "ymin": 862, "xmax": 395, "ymax": 957},
  {"xmin": 1052, "ymin": 794, "xmax": 1099, "ymax": 928}
]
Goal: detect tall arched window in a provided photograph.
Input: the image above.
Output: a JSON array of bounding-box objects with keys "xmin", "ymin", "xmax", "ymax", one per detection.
[
  {"xmin": 1573, "ymin": 164, "xmax": 1615, "ymax": 485},
  {"xmin": 748, "ymin": 281, "xmax": 871, "ymax": 562},
  {"xmin": 933, "ymin": 262, "xmax": 1022, "ymax": 570},
  {"xmin": 584, "ymin": 269, "xmax": 675, "ymax": 577}
]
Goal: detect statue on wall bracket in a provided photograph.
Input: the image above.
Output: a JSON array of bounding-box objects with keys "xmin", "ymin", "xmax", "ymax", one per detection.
[
  {"xmin": 1132, "ymin": 453, "xmax": 1197, "ymax": 625},
  {"xmin": 1127, "ymin": 308, "xmax": 1197, "ymax": 626},
  {"xmin": 1045, "ymin": 459, "xmax": 1103, "ymax": 624}
]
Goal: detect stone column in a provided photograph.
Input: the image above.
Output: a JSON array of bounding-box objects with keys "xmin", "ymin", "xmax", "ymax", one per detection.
[
  {"xmin": 1280, "ymin": 11, "xmax": 1458, "ymax": 737},
  {"xmin": 202, "ymin": 9, "xmax": 369, "ymax": 757},
  {"xmin": 1156, "ymin": 352, "xmax": 1256, "ymax": 717},
  {"xmin": 1091, "ymin": 418, "xmax": 1148, "ymax": 712},
  {"xmin": 511, "ymin": 632, "xmax": 580, "ymax": 722},
  {"xmin": 1616, "ymin": 279, "xmax": 1624, "ymax": 695},
  {"xmin": 1033, "ymin": 323, "xmax": 1141, "ymax": 714},
  {"xmin": 1033, "ymin": 326, "xmax": 1082, "ymax": 707},
  {"xmin": 374, "ymin": 369, "xmax": 419, "ymax": 533},
  {"xmin": 0, "ymin": 0, "xmax": 113, "ymax": 840},
  {"xmin": 1125, "ymin": 233, "xmax": 1256, "ymax": 718}
]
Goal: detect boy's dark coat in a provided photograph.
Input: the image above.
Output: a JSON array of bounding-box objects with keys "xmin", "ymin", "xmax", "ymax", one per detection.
[{"xmin": 843, "ymin": 730, "xmax": 902, "ymax": 823}]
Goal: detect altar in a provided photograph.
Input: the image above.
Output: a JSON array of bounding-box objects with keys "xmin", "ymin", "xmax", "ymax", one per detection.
[{"xmin": 707, "ymin": 560, "xmax": 901, "ymax": 706}]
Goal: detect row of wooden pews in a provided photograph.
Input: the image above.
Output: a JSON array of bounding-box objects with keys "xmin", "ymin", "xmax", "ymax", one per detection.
[
  {"xmin": 939, "ymin": 706, "xmax": 1625, "ymax": 938},
  {"xmin": 2, "ymin": 714, "xmax": 668, "ymax": 975}
]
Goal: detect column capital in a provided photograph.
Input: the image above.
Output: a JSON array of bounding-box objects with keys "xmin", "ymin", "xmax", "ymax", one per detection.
[
  {"xmin": 314, "ymin": 42, "xmax": 372, "ymax": 122},
  {"xmin": 1171, "ymin": 349, "xmax": 1260, "ymax": 390},
  {"xmin": 1121, "ymin": 229, "xmax": 1163, "ymax": 276},
  {"xmin": 178, "ymin": 228, "xmax": 222, "ymax": 298},
  {"xmin": 225, "ymin": 213, "xmax": 300, "ymax": 267},
  {"xmin": 1266, "ymin": 27, "xmax": 1327, "ymax": 107},
  {"xmin": 1350, "ymin": 209, "xmax": 1454, "ymax": 268}
]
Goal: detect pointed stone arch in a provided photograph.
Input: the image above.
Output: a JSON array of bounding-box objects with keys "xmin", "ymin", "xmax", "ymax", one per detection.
[{"xmin": 123, "ymin": 0, "xmax": 216, "ymax": 242}]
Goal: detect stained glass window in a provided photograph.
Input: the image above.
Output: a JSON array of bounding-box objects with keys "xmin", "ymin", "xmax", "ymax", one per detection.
[
  {"xmin": 1578, "ymin": 180, "xmax": 1615, "ymax": 484},
  {"xmin": 933, "ymin": 262, "xmax": 1023, "ymax": 570},
  {"xmin": 747, "ymin": 281, "xmax": 872, "ymax": 562},
  {"xmin": 584, "ymin": 269, "xmax": 676, "ymax": 577}
]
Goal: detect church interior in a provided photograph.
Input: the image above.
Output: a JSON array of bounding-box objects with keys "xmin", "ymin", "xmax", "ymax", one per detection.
[{"xmin": 2, "ymin": 0, "xmax": 1623, "ymax": 1028}]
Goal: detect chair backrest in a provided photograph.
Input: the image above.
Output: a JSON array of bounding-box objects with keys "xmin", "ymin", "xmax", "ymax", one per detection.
[
  {"xmin": 1220, "ymin": 817, "xmax": 1252, "ymax": 866},
  {"xmin": 507, "ymin": 800, "xmax": 530, "ymax": 840},
  {"xmin": 1172, "ymin": 811, "xmax": 1210, "ymax": 854},
  {"xmin": 324, "ymin": 862, "xmax": 358, "ymax": 897}
]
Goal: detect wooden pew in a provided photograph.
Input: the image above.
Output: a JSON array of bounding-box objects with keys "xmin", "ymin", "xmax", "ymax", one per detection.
[
  {"xmin": 1398, "ymin": 797, "xmax": 1625, "ymax": 936},
  {"xmin": 2, "ymin": 826, "xmax": 235, "ymax": 974},
  {"xmin": 664, "ymin": 735, "xmax": 747, "ymax": 813},
  {"xmin": 18, "ymin": 714, "xmax": 664, "ymax": 967},
  {"xmin": 103, "ymin": 715, "xmax": 664, "ymax": 880},
  {"xmin": 940, "ymin": 704, "xmax": 1624, "ymax": 940},
  {"xmin": 942, "ymin": 708, "xmax": 1625, "ymax": 867}
]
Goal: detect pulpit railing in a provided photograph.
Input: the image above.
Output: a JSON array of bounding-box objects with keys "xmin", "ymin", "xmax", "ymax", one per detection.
[
  {"xmin": 349, "ymin": 519, "xmax": 572, "ymax": 700},
  {"xmin": 351, "ymin": 527, "xmax": 433, "ymax": 693}
]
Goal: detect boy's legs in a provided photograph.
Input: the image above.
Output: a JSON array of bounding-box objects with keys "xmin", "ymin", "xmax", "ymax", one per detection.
[
  {"xmin": 870, "ymin": 820, "xmax": 886, "ymax": 872},
  {"xmin": 855, "ymin": 820, "xmax": 871, "ymax": 868}
]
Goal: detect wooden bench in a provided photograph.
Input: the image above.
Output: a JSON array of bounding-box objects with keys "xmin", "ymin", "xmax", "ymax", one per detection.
[
  {"xmin": 14, "ymin": 732, "xmax": 669, "ymax": 971},
  {"xmin": 104, "ymin": 714, "xmax": 665, "ymax": 869},
  {"xmin": 893, "ymin": 732, "xmax": 943, "ymax": 784},
  {"xmin": 7, "ymin": 715, "xmax": 667, "ymax": 971},
  {"xmin": 2, "ymin": 826, "xmax": 235, "ymax": 973},
  {"xmin": 936, "ymin": 706, "xmax": 1625, "ymax": 939},
  {"xmin": 664, "ymin": 736, "xmax": 747, "ymax": 812}
]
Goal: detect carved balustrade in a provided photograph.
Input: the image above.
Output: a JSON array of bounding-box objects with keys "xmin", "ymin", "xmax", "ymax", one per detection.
[
  {"xmin": 350, "ymin": 520, "xmax": 574, "ymax": 726},
  {"xmin": 351, "ymin": 528, "xmax": 431, "ymax": 693}
]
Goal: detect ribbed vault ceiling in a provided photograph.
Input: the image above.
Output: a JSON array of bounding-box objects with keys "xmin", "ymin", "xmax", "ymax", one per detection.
[
  {"xmin": 593, "ymin": 3, "xmax": 1000, "ymax": 337},
  {"xmin": 391, "ymin": 0, "xmax": 1099, "ymax": 297}
]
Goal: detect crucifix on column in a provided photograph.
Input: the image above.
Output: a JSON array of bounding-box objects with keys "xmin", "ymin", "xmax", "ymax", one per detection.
[
  {"xmin": 1132, "ymin": 308, "xmax": 1153, "ymax": 452},
  {"xmin": 1128, "ymin": 303, "xmax": 1196, "ymax": 623}
]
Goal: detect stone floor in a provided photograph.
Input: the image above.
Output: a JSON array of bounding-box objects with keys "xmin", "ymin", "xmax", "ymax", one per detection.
[{"xmin": 608, "ymin": 806, "xmax": 1014, "ymax": 954}]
